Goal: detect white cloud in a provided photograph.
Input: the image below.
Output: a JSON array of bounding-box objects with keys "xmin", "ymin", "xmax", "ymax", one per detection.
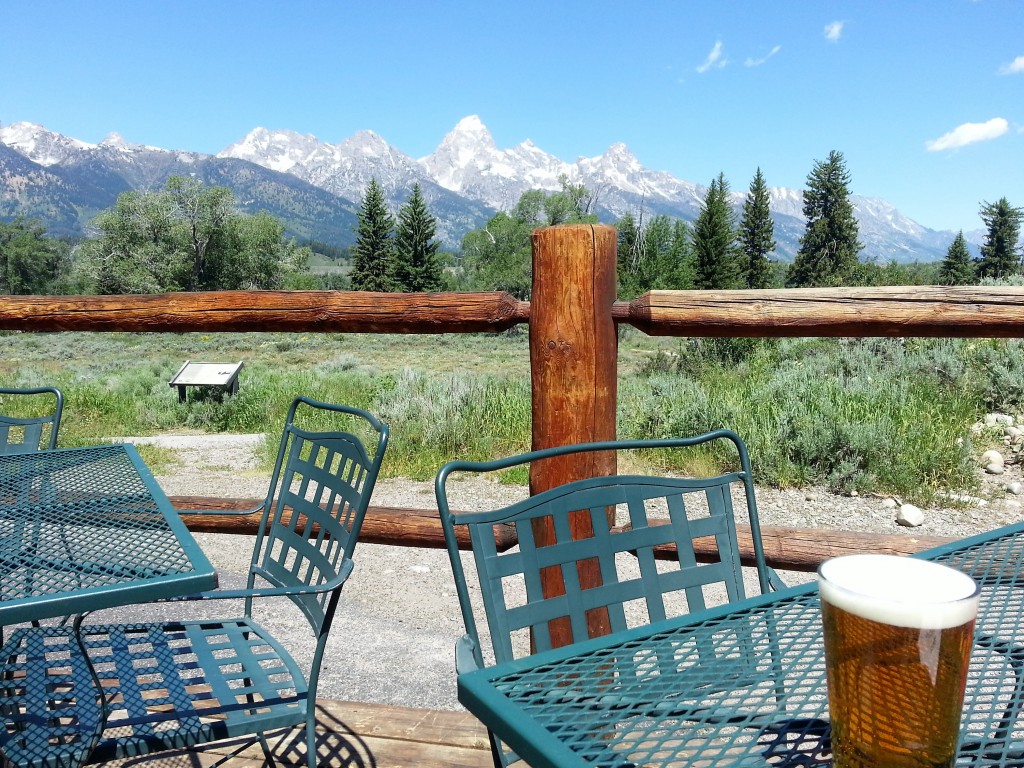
[
  {"xmin": 824, "ymin": 21, "xmax": 844, "ymax": 42},
  {"xmin": 745, "ymin": 45, "xmax": 782, "ymax": 67},
  {"xmin": 998, "ymin": 55, "xmax": 1024, "ymax": 75},
  {"xmin": 696, "ymin": 41, "xmax": 727, "ymax": 73},
  {"xmin": 926, "ymin": 118, "xmax": 1009, "ymax": 151}
]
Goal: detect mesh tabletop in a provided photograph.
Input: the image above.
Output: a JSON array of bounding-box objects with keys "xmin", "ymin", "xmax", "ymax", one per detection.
[
  {"xmin": 0, "ymin": 444, "xmax": 216, "ymax": 625},
  {"xmin": 458, "ymin": 521, "xmax": 1024, "ymax": 768}
]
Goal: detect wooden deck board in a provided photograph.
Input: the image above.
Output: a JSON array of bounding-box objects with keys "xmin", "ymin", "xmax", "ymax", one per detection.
[{"xmin": 101, "ymin": 700, "xmax": 493, "ymax": 768}]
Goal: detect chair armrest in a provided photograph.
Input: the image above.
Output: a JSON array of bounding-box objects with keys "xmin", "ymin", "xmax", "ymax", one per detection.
[
  {"xmin": 456, "ymin": 633, "xmax": 482, "ymax": 675},
  {"xmin": 173, "ymin": 501, "xmax": 266, "ymax": 517},
  {"xmin": 150, "ymin": 559, "xmax": 354, "ymax": 605}
]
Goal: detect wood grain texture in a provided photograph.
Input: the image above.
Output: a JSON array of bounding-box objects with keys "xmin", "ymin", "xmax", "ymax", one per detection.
[
  {"xmin": 171, "ymin": 496, "xmax": 518, "ymax": 552},
  {"xmin": 0, "ymin": 290, "xmax": 528, "ymax": 334},
  {"xmin": 104, "ymin": 700, "xmax": 492, "ymax": 768},
  {"xmin": 613, "ymin": 519, "xmax": 951, "ymax": 572},
  {"xmin": 528, "ymin": 224, "xmax": 619, "ymax": 647},
  {"xmin": 617, "ymin": 285, "xmax": 1024, "ymax": 337}
]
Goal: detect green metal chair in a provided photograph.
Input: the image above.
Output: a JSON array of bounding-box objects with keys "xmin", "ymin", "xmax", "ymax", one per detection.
[
  {"xmin": 0, "ymin": 396, "xmax": 388, "ymax": 768},
  {"xmin": 0, "ymin": 387, "xmax": 65, "ymax": 639},
  {"xmin": 436, "ymin": 430, "xmax": 785, "ymax": 767},
  {"xmin": 0, "ymin": 386, "xmax": 63, "ymax": 455}
]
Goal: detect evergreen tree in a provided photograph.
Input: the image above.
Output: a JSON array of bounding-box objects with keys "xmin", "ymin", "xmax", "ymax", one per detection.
[
  {"xmin": 393, "ymin": 184, "xmax": 443, "ymax": 292},
  {"xmin": 786, "ymin": 150, "xmax": 862, "ymax": 287},
  {"xmin": 615, "ymin": 212, "xmax": 644, "ymax": 298},
  {"xmin": 738, "ymin": 168, "xmax": 775, "ymax": 289},
  {"xmin": 668, "ymin": 219, "xmax": 696, "ymax": 289},
  {"xmin": 692, "ymin": 173, "xmax": 740, "ymax": 289},
  {"xmin": 938, "ymin": 231, "xmax": 975, "ymax": 285},
  {"xmin": 976, "ymin": 197, "xmax": 1024, "ymax": 279},
  {"xmin": 350, "ymin": 178, "xmax": 395, "ymax": 291}
]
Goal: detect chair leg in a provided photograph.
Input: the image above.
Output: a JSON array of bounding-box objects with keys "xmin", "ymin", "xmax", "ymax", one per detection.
[
  {"xmin": 258, "ymin": 732, "xmax": 278, "ymax": 766},
  {"xmin": 304, "ymin": 709, "xmax": 318, "ymax": 768}
]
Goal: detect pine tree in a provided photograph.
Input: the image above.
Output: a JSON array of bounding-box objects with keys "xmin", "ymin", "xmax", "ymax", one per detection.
[
  {"xmin": 976, "ymin": 197, "xmax": 1024, "ymax": 279},
  {"xmin": 615, "ymin": 211, "xmax": 644, "ymax": 298},
  {"xmin": 350, "ymin": 178, "xmax": 395, "ymax": 292},
  {"xmin": 667, "ymin": 219, "xmax": 696, "ymax": 289},
  {"xmin": 786, "ymin": 150, "xmax": 862, "ymax": 287},
  {"xmin": 692, "ymin": 173, "xmax": 740, "ymax": 289},
  {"xmin": 739, "ymin": 168, "xmax": 775, "ymax": 289},
  {"xmin": 393, "ymin": 184, "xmax": 443, "ymax": 292},
  {"xmin": 938, "ymin": 231, "xmax": 975, "ymax": 286}
]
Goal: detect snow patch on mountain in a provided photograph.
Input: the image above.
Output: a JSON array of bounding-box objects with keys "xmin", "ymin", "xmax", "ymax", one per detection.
[{"xmin": 0, "ymin": 122, "xmax": 95, "ymax": 166}]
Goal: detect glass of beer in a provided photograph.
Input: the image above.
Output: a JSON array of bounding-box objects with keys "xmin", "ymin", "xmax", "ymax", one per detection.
[{"xmin": 818, "ymin": 554, "xmax": 979, "ymax": 768}]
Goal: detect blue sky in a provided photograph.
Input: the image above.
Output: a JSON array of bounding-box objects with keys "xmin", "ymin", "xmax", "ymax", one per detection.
[{"xmin": 2, "ymin": 1, "xmax": 1022, "ymax": 233}]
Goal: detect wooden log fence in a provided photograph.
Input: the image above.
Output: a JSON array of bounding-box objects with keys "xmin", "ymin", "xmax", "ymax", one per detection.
[
  {"xmin": 4, "ymin": 232, "xmax": 1024, "ymax": 583},
  {"xmin": 171, "ymin": 496, "xmax": 953, "ymax": 572},
  {"xmin": 617, "ymin": 285, "xmax": 1024, "ymax": 338},
  {"xmin": 5, "ymin": 285, "xmax": 1024, "ymax": 338}
]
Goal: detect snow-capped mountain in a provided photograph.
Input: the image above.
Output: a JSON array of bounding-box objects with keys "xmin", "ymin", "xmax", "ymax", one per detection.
[
  {"xmin": 0, "ymin": 121, "xmax": 360, "ymax": 243},
  {"xmin": 0, "ymin": 122, "xmax": 96, "ymax": 166},
  {"xmin": 417, "ymin": 115, "xmax": 573, "ymax": 210},
  {"xmin": 218, "ymin": 125, "xmax": 491, "ymax": 243},
  {"xmin": 1, "ymin": 116, "xmax": 976, "ymax": 260}
]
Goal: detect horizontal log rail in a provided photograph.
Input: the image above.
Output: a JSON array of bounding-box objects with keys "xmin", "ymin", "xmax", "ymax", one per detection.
[
  {"xmin": 173, "ymin": 496, "xmax": 952, "ymax": 571},
  {"xmin": 615, "ymin": 285, "xmax": 1024, "ymax": 337},
  {"xmin": 170, "ymin": 496, "xmax": 518, "ymax": 552},
  {"xmin": 613, "ymin": 521, "xmax": 951, "ymax": 572},
  {"xmin": 4, "ymin": 285, "xmax": 1024, "ymax": 338},
  {"xmin": 0, "ymin": 290, "xmax": 528, "ymax": 334}
]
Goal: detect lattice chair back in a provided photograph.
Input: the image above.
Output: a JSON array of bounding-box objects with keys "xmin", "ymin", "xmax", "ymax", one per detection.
[
  {"xmin": 0, "ymin": 387, "xmax": 63, "ymax": 455},
  {"xmin": 247, "ymin": 396, "xmax": 389, "ymax": 635},
  {"xmin": 438, "ymin": 431, "xmax": 783, "ymax": 767},
  {"xmin": 438, "ymin": 430, "xmax": 783, "ymax": 669}
]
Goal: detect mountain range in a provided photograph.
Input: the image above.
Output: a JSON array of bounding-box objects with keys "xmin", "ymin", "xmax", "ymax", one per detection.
[{"xmin": 0, "ymin": 115, "xmax": 975, "ymax": 262}]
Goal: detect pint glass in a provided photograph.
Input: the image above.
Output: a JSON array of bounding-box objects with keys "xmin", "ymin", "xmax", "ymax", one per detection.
[{"xmin": 818, "ymin": 554, "xmax": 979, "ymax": 768}]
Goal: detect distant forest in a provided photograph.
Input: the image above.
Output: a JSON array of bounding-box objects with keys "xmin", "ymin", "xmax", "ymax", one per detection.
[{"xmin": 2, "ymin": 155, "xmax": 1021, "ymax": 299}]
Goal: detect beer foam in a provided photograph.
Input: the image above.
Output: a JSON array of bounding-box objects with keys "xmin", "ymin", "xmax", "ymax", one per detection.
[{"xmin": 818, "ymin": 555, "xmax": 979, "ymax": 629}]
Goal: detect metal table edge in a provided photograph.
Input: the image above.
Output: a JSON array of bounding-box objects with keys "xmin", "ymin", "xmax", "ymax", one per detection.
[
  {"xmin": 119, "ymin": 442, "xmax": 217, "ymax": 579},
  {"xmin": 0, "ymin": 443, "xmax": 218, "ymax": 625},
  {"xmin": 457, "ymin": 519, "xmax": 1024, "ymax": 768}
]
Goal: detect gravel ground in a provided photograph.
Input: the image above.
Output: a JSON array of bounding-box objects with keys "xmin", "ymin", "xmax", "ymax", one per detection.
[{"xmin": 115, "ymin": 432, "xmax": 1024, "ymax": 711}]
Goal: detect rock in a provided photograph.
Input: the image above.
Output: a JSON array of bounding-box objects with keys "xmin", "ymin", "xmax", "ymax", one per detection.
[
  {"xmin": 1007, "ymin": 482, "xmax": 1024, "ymax": 496},
  {"xmin": 1007, "ymin": 426, "xmax": 1023, "ymax": 440},
  {"xmin": 986, "ymin": 413, "xmax": 1014, "ymax": 427},
  {"xmin": 881, "ymin": 498, "xmax": 898, "ymax": 509},
  {"xmin": 986, "ymin": 463, "xmax": 1006, "ymax": 475},
  {"xmin": 896, "ymin": 504, "xmax": 925, "ymax": 527},
  {"xmin": 982, "ymin": 449, "xmax": 1005, "ymax": 467}
]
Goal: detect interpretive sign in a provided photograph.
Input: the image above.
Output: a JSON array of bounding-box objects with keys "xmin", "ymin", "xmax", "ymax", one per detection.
[{"xmin": 168, "ymin": 361, "xmax": 244, "ymax": 403}]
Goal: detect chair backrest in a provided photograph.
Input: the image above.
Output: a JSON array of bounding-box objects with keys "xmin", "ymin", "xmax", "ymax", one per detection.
[
  {"xmin": 437, "ymin": 430, "xmax": 781, "ymax": 668},
  {"xmin": 246, "ymin": 396, "xmax": 388, "ymax": 635},
  {"xmin": 0, "ymin": 387, "xmax": 64, "ymax": 455}
]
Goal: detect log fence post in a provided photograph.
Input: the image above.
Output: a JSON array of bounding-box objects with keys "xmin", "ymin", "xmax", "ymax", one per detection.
[{"xmin": 528, "ymin": 223, "xmax": 619, "ymax": 648}]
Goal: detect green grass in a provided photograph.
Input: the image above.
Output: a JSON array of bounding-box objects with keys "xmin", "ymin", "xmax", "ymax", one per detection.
[{"xmin": 1, "ymin": 330, "xmax": 1014, "ymax": 502}]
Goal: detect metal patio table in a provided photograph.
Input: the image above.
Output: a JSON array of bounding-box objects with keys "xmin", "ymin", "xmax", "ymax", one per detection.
[
  {"xmin": 0, "ymin": 443, "xmax": 218, "ymax": 766},
  {"xmin": 458, "ymin": 521, "xmax": 1024, "ymax": 768}
]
